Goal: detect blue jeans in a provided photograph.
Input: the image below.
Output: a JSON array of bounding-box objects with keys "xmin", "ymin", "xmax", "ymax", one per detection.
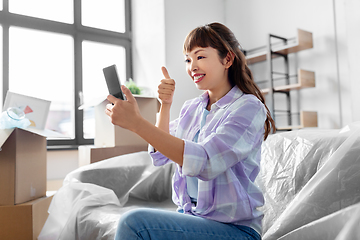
[{"xmin": 114, "ymin": 208, "xmax": 261, "ymax": 240}]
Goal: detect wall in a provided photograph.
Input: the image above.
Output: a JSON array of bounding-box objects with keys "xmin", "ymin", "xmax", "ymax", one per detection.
[
  {"xmin": 131, "ymin": 0, "xmax": 166, "ymax": 97},
  {"xmin": 47, "ymin": 150, "xmax": 78, "ymax": 180},
  {"xmin": 163, "ymin": 0, "xmax": 226, "ymax": 121},
  {"xmin": 335, "ymin": 0, "xmax": 360, "ymax": 124},
  {"xmin": 225, "ymin": 0, "xmax": 360, "ymax": 129}
]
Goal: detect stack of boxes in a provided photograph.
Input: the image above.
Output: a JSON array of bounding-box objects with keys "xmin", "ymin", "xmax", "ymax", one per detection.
[
  {"xmin": 0, "ymin": 128, "xmax": 53, "ymax": 240},
  {"xmin": 0, "ymin": 92, "xmax": 59, "ymax": 239},
  {"xmin": 78, "ymin": 95, "xmax": 160, "ymax": 165}
]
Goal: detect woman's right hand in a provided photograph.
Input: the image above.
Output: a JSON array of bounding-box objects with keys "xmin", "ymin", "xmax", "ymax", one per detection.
[{"xmin": 158, "ymin": 66, "xmax": 175, "ymax": 105}]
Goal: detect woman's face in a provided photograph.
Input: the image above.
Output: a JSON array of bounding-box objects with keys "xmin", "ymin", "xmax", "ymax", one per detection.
[{"xmin": 184, "ymin": 46, "xmax": 231, "ymax": 94}]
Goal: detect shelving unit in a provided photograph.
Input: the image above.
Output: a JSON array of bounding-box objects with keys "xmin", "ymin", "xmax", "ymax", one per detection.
[
  {"xmin": 276, "ymin": 111, "xmax": 318, "ymax": 130},
  {"xmin": 245, "ymin": 29, "xmax": 313, "ymax": 64},
  {"xmin": 245, "ymin": 29, "xmax": 317, "ymax": 130},
  {"xmin": 261, "ymin": 69, "xmax": 315, "ymax": 94}
]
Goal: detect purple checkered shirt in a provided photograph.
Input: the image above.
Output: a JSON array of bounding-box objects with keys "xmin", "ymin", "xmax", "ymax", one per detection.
[{"xmin": 149, "ymin": 86, "xmax": 266, "ymax": 235}]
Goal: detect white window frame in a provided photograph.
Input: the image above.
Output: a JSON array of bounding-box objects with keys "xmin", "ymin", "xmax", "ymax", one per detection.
[{"xmin": 0, "ymin": 0, "xmax": 132, "ymax": 149}]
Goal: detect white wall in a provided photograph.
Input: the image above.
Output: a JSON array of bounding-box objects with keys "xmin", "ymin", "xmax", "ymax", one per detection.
[
  {"xmin": 47, "ymin": 150, "xmax": 78, "ymax": 180},
  {"xmin": 163, "ymin": 0, "xmax": 226, "ymax": 121},
  {"xmin": 225, "ymin": 0, "xmax": 360, "ymax": 129},
  {"xmin": 131, "ymin": 0, "xmax": 166, "ymax": 97},
  {"xmin": 335, "ymin": 0, "xmax": 360, "ymax": 124}
]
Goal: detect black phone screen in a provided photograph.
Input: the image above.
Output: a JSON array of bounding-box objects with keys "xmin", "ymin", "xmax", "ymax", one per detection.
[{"xmin": 103, "ymin": 64, "xmax": 124, "ymax": 100}]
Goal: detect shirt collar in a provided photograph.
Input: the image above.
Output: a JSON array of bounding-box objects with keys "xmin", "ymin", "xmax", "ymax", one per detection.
[{"xmin": 198, "ymin": 86, "xmax": 244, "ymax": 110}]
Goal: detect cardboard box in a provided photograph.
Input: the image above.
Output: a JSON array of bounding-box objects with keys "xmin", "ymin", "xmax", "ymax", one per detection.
[
  {"xmin": 0, "ymin": 195, "xmax": 53, "ymax": 240},
  {"xmin": 78, "ymin": 144, "xmax": 148, "ymax": 166},
  {"xmin": 81, "ymin": 95, "xmax": 159, "ymax": 147},
  {"xmin": 0, "ymin": 92, "xmax": 64, "ymax": 205},
  {"xmin": 0, "ymin": 128, "xmax": 47, "ymax": 205}
]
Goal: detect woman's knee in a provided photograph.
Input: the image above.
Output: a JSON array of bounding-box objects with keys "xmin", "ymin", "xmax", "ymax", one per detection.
[
  {"xmin": 116, "ymin": 209, "xmax": 150, "ymax": 240},
  {"xmin": 118, "ymin": 208, "xmax": 155, "ymax": 231},
  {"xmin": 119, "ymin": 209, "xmax": 144, "ymax": 227}
]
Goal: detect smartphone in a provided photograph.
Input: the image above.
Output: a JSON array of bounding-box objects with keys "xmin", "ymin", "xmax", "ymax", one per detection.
[{"xmin": 103, "ymin": 64, "xmax": 125, "ymax": 100}]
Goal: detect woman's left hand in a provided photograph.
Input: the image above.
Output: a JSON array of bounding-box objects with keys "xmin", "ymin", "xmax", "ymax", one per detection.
[{"xmin": 105, "ymin": 85, "xmax": 142, "ymax": 132}]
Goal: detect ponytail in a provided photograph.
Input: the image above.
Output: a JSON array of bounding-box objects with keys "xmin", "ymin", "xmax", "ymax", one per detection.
[{"xmin": 231, "ymin": 48, "xmax": 276, "ymax": 140}]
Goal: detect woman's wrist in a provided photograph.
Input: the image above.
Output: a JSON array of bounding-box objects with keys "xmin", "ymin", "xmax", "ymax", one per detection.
[
  {"xmin": 132, "ymin": 116, "xmax": 148, "ymax": 134},
  {"xmin": 160, "ymin": 102, "xmax": 172, "ymax": 110}
]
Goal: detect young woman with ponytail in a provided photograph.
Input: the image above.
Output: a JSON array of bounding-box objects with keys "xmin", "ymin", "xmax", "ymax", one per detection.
[{"xmin": 106, "ymin": 22, "xmax": 275, "ymax": 240}]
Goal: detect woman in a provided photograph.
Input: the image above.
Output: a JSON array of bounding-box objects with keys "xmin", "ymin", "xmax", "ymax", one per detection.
[{"xmin": 106, "ymin": 22, "xmax": 275, "ymax": 240}]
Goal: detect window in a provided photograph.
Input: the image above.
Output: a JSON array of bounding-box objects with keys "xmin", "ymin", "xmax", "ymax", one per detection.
[
  {"xmin": 0, "ymin": 0, "xmax": 131, "ymax": 148},
  {"xmin": 9, "ymin": 0, "xmax": 73, "ymax": 23},
  {"xmin": 9, "ymin": 27, "xmax": 74, "ymax": 138},
  {"xmin": 82, "ymin": 0, "xmax": 126, "ymax": 33},
  {"xmin": 82, "ymin": 41, "xmax": 126, "ymax": 139}
]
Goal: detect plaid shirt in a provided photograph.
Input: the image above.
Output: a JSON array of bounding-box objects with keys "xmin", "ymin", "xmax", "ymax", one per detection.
[{"xmin": 149, "ymin": 86, "xmax": 266, "ymax": 234}]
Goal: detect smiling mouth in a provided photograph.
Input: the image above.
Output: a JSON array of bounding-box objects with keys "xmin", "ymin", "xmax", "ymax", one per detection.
[{"xmin": 194, "ymin": 74, "xmax": 205, "ymax": 83}]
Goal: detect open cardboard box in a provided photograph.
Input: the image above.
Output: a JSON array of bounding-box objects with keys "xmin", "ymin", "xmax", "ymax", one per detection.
[
  {"xmin": 78, "ymin": 144, "xmax": 148, "ymax": 166},
  {"xmin": 0, "ymin": 194, "xmax": 53, "ymax": 240},
  {"xmin": 0, "ymin": 91, "xmax": 64, "ymax": 205},
  {"xmin": 80, "ymin": 94, "xmax": 160, "ymax": 148},
  {"xmin": 78, "ymin": 94, "xmax": 159, "ymax": 166}
]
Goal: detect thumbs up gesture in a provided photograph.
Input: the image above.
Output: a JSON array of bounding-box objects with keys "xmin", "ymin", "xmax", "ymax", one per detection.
[{"xmin": 158, "ymin": 66, "xmax": 175, "ymax": 105}]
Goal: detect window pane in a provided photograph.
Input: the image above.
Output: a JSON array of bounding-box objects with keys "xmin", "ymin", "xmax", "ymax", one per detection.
[
  {"xmin": 9, "ymin": 0, "xmax": 73, "ymax": 23},
  {"xmin": 82, "ymin": 41, "xmax": 126, "ymax": 139},
  {"xmin": 82, "ymin": 0, "xmax": 125, "ymax": 33},
  {"xmin": 9, "ymin": 27, "xmax": 74, "ymax": 138}
]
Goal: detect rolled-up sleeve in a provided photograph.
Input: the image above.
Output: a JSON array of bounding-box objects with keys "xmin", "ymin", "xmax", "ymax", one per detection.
[{"xmin": 148, "ymin": 117, "xmax": 180, "ymax": 166}]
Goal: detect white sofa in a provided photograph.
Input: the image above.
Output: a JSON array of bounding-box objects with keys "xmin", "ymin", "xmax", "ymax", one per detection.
[{"xmin": 39, "ymin": 122, "xmax": 360, "ymax": 240}]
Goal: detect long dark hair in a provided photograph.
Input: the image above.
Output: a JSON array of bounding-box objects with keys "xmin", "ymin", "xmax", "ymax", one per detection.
[{"xmin": 183, "ymin": 22, "xmax": 275, "ymax": 140}]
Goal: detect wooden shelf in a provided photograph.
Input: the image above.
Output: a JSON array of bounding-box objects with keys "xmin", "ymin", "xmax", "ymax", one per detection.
[
  {"xmin": 245, "ymin": 29, "xmax": 313, "ymax": 64},
  {"xmin": 261, "ymin": 69, "xmax": 315, "ymax": 94},
  {"xmin": 276, "ymin": 111, "xmax": 318, "ymax": 131}
]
